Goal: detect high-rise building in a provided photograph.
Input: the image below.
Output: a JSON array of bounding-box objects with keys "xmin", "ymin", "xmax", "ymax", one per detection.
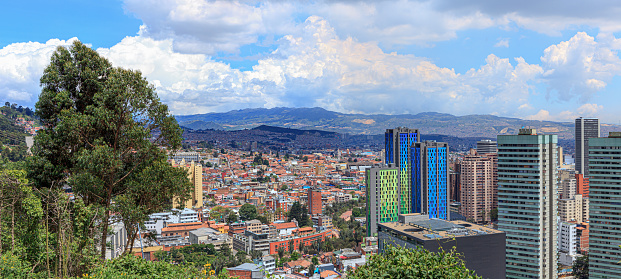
[
  {"xmin": 172, "ymin": 159, "xmax": 203, "ymax": 209},
  {"xmin": 575, "ymin": 173, "xmax": 589, "ymax": 198},
  {"xmin": 411, "ymin": 141, "xmax": 449, "ymax": 220},
  {"xmin": 497, "ymin": 129, "xmax": 558, "ymax": 279},
  {"xmin": 366, "ymin": 165, "xmax": 399, "ymax": 236},
  {"xmin": 558, "ymin": 194, "xmax": 589, "ymax": 223},
  {"xmin": 476, "ymin": 140, "xmax": 497, "ymax": 154},
  {"xmin": 575, "ymin": 117, "xmax": 600, "ymax": 176},
  {"xmin": 307, "ymin": 188, "xmax": 322, "ymax": 216},
  {"xmin": 559, "ymin": 175, "xmax": 577, "ymax": 199},
  {"xmin": 385, "ymin": 128, "xmax": 419, "ymax": 214},
  {"xmin": 588, "ymin": 132, "xmax": 621, "ymax": 278},
  {"xmin": 459, "ymin": 152, "xmax": 497, "ymax": 223}
]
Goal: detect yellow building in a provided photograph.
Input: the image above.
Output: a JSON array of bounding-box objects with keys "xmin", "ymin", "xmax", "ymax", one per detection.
[{"xmin": 172, "ymin": 159, "xmax": 203, "ymax": 209}]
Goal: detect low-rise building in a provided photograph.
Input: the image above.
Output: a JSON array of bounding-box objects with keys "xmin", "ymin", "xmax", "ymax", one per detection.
[
  {"xmin": 188, "ymin": 227, "xmax": 231, "ymax": 250},
  {"xmin": 227, "ymin": 263, "xmax": 264, "ymax": 279}
]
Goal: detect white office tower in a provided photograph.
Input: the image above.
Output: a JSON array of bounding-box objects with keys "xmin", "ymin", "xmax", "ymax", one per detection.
[{"xmin": 498, "ymin": 129, "xmax": 558, "ymax": 279}]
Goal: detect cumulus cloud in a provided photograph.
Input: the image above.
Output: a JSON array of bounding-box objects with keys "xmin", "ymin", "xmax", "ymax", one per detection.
[
  {"xmin": 123, "ymin": 0, "xmax": 297, "ymax": 54},
  {"xmin": 121, "ymin": 0, "xmax": 621, "ymax": 53},
  {"xmin": 97, "ymin": 16, "xmax": 543, "ymax": 115},
  {"xmin": 0, "ymin": 38, "xmax": 77, "ymax": 106},
  {"xmin": 576, "ymin": 103, "xmax": 603, "ymax": 116},
  {"xmin": 541, "ymin": 32, "xmax": 621, "ymax": 102}
]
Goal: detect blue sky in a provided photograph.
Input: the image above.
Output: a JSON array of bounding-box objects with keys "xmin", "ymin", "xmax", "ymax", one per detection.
[{"xmin": 3, "ymin": 0, "xmax": 621, "ymax": 124}]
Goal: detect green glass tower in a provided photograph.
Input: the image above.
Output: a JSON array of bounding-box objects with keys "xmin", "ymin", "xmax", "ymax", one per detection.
[
  {"xmin": 366, "ymin": 165, "xmax": 399, "ymax": 237},
  {"xmin": 497, "ymin": 129, "xmax": 558, "ymax": 279},
  {"xmin": 588, "ymin": 132, "xmax": 621, "ymax": 278}
]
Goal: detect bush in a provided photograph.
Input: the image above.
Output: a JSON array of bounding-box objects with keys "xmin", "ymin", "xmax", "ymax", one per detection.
[
  {"xmin": 81, "ymin": 255, "xmax": 214, "ymax": 279},
  {"xmin": 348, "ymin": 245, "xmax": 482, "ymax": 279}
]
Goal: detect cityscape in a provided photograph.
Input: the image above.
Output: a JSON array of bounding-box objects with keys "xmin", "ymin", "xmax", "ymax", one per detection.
[{"xmin": 2, "ymin": 1, "xmax": 621, "ymax": 279}]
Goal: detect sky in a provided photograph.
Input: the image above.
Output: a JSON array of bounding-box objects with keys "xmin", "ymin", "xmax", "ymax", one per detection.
[{"xmin": 3, "ymin": 0, "xmax": 621, "ymax": 123}]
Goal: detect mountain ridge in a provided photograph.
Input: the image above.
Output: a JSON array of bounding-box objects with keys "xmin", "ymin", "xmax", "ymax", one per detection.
[{"xmin": 175, "ymin": 107, "xmax": 617, "ymax": 140}]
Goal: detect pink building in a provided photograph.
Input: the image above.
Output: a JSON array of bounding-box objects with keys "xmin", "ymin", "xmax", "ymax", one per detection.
[{"xmin": 459, "ymin": 151, "xmax": 498, "ymax": 223}]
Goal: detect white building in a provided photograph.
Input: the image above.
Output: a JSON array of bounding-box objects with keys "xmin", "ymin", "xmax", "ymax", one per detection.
[{"xmin": 558, "ymin": 222, "xmax": 579, "ymax": 267}]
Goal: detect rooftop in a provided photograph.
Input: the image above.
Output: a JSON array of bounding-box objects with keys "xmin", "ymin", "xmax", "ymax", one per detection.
[{"xmin": 379, "ymin": 218, "xmax": 503, "ymax": 241}]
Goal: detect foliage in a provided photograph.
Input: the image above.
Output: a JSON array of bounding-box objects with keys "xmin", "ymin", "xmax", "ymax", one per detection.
[
  {"xmin": 28, "ymin": 40, "xmax": 190, "ymax": 261},
  {"xmin": 239, "ymin": 204, "xmax": 258, "ymax": 221},
  {"xmin": 347, "ymin": 245, "xmax": 482, "ymax": 279},
  {"xmin": 0, "ymin": 251, "xmax": 46, "ymax": 279},
  {"xmin": 209, "ymin": 206, "xmax": 236, "ymax": 223},
  {"xmin": 572, "ymin": 255, "xmax": 588, "ymax": 279},
  {"xmin": 154, "ymin": 244, "xmax": 242, "ymax": 276},
  {"xmin": 287, "ymin": 201, "xmax": 310, "ymax": 227},
  {"xmin": 352, "ymin": 207, "xmax": 362, "ymax": 218},
  {"xmin": 489, "ymin": 208, "xmax": 498, "ymax": 222},
  {"xmin": 82, "ymin": 254, "xmax": 230, "ymax": 279}
]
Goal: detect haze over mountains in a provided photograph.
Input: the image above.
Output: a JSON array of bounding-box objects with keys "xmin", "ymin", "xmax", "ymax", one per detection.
[{"xmin": 176, "ymin": 107, "xmax": 619, "ymax": 140}]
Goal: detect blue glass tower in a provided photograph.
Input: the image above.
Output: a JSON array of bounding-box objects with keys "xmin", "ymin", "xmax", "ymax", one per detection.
[
  {"xmin": 384, "ymin": 127, "xmax": 419, "ymax": 214},
  {"xmin": 411, "ymin": 141, "xmax": 449, "ymax": 220}
]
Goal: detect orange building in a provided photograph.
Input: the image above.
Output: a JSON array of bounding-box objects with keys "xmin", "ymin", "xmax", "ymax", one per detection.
[
  {"xmin": 576, "ymin": 173, "xmax": 589, "ymax": 198},
  {"xmin": 308, "ymin": 188, "xmax": 322, "ymax": 216}
]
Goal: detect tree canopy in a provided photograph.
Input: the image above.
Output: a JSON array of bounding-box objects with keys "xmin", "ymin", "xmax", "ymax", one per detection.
[
  {"xmin": 239, "ymin": 203, "xmax": 258, "ymax": 221},
  {"xmin": 348, "ymin": 245, "xmax": 482, "ymax": 279},
  {"xmin": 27, "ymin": 40, "xmax": 191, "ymax": 259}
]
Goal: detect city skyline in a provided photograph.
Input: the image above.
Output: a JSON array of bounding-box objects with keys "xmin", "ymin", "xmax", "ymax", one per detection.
[{"xmin": 2, "ymin": 1, "xmax": 621, "ymax": 123}]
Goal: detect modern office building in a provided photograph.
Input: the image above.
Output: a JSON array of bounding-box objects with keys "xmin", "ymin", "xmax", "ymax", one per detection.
[
  {"xmin": 497, "ymin": 129, "xmax": 558, "ymax": 279},
  {"xmin": 588, "ymin": 132, "xmax": 621, "ymax": 278},
  {"xmin": 366, "ymin": 165, "xmax": 399, "ymax": 236},
  {"xmin": 172, "ymin": 159, "xmax": 203, "ymax": 209},
  {"xmin": 411, "ymin": 141, "xmax": 449, "ymax": 220},
  {"xmin": 384, "ymin": 127, "xmax": 420, "ymax": 214},
  {"xmin": 459, "ymin": 152, "xmax": 497, "ymax": 223},
  {"xmin": 307, "ymin": 188, "xmax": 322, "ymax": 216},
  {"xmin": 476, "ymin": 140, "xmax": 497, "ymax": 154},
  {"xmin": 377, "ymin": 214, "xmax": 506, "ymax": 279},
  {"xmin": 575, "ymin": 117, "xmax": 600, "ymax": 176}
]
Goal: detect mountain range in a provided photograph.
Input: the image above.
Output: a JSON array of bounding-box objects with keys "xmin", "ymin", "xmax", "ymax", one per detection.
[{"xmin": 175, "ymin": 107, "xmax": 619, "ymax": 140}]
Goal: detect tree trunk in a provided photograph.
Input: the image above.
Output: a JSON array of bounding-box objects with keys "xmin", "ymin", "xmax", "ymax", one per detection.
[
  {"xmin": 11, "ymin": 205, "xmax": 15, "ymax": 251},
  {"xmin": 100, "ymin": 207, "xmax": 110, "ymax": 259}
]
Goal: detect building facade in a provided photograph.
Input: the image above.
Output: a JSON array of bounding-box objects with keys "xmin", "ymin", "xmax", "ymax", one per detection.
[
  {"xmin": 411, "ymin": 141, "xmax": 449, "ymax": 220},
  {"xmin": 588, "ymin": 133, "xmax": 621, "ymax": 278},
  {"xmin": 459, "ymin": 152, "xmax": 497, "ymax": 223},
  {"xmin": 497, "ymin": 129, "xmax": 558, "ymax": 279},
  {"xmin": 365, "ymin": 165, "xmax": 399, "ymax": 236},
  {"xmin": 384, "ymin": 128, "xmax": 419, "ymax": 214},
  {"xmin": 476, "ymin": 140, "xmax": 497, "ymax": 154},
  {"xmin": 575, "ymin": 117, "xmax": 600, "ymax": 176},
  {"xmin": 172, "ymin": 159, "xmax": 203, "ymax": 209}
]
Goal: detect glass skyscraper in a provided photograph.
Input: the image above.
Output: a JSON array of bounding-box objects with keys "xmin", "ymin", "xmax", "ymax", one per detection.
[
  {"xmin": 497, "ymin": 129, "xmax": 558, "ymax": 279},
  {"xmin": 385, "ymin": 127, "xmax": 419, "ymax": 214},
  {"xmin": 411, "ymin": 141, "xmax": 449, "ymax": 219},
  {"xmin": 588, "ymin": 133, "xmax": 621, "ymax": 278}
]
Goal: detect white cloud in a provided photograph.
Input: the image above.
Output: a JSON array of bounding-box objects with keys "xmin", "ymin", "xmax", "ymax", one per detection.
[
  {"xmin": 96, "ymin": 16, "xmax": 543, "ymax": 115},
  {"xmin": 123, "ymin": 0, "xmax": 297, "ymax": 54},
  {"xmin": 576, "ymin": 103, "xmax": 603, "ymax": 116},
  {"xmin": 526, "ymin": 109, "xmax": 576, "ymax": 121},
  {"xmin": 541, "ymin": 32, "xmax": 621, "ymax": 102},
  {"xmin": 0, "ymin": 38, "xmax": 77, "ymax": 105},
  {"xmin": 494, "ymin": 38, "xmax": 509, "ymax": 48}
]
